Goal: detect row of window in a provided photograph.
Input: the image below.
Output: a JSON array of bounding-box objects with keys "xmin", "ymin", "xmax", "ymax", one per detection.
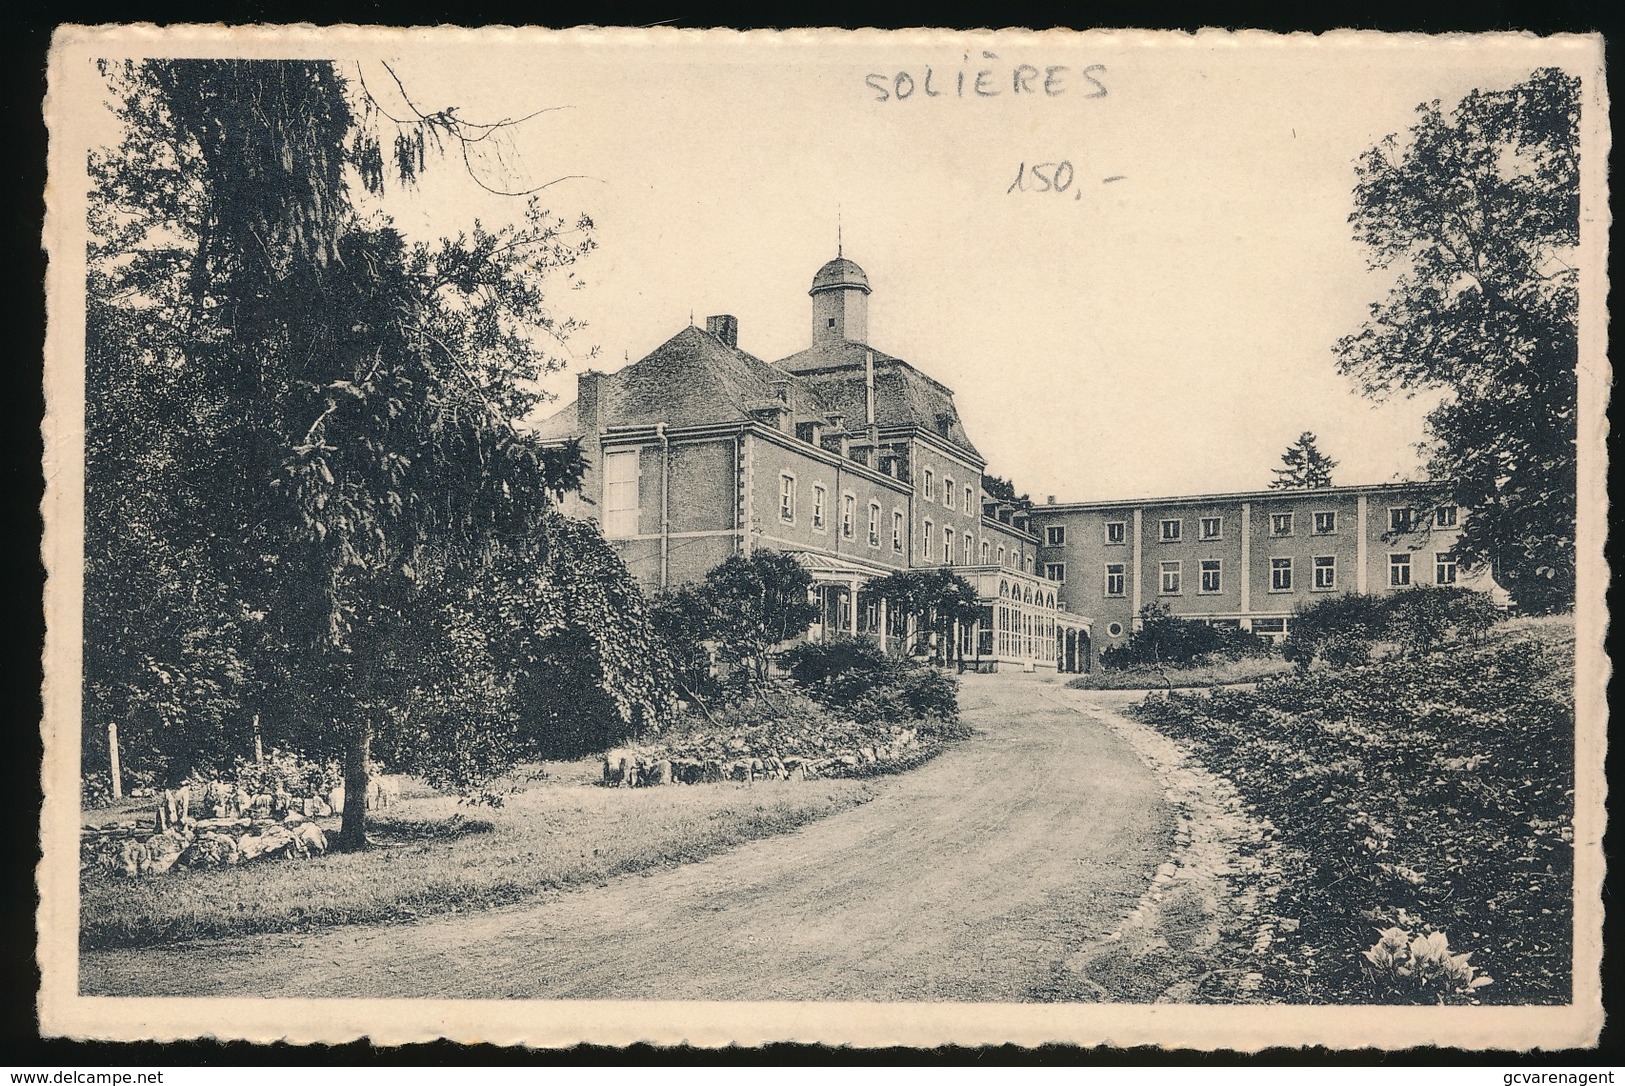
[
  {"xmin": 1085, "ymin": 551, "xmax": 1459, "ymax": 597},
  {"xmin": 1042, "ymin": 506, "xmax": 1460, "ymax": 548},
  {"xmin": 919, "ymin": 468, "xmax": 978, "ymax": 516},
  {"xmin": 781, "ymin": 474, "xmax": 905, "ymax": 551},
  {"xmin": 782, "ymin": 473, "xmax": 1034, "ymax": 571}
]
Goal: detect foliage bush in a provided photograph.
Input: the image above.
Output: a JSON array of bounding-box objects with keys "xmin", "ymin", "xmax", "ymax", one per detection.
[
  {"xmin": 1130, "ymin": 622, "xmax": 1574, "ymax": 1004},
  {"xmin": 780, "ymin": 639, "xmax": 959, "ymax": 725},
  {"xmin": 1100, "ymin": 604, "xmax": 1272, "ymax": 670},
  {"xmin": 200, "ymin": 748, "xmax": 342, "ymax": 799},
  {"xmin": 1283, "ymin": 588, "xmax": 1505, "ymax": 669}
]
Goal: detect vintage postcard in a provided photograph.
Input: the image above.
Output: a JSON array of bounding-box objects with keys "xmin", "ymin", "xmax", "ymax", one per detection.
[{"xmin": 40, "ymin": 25, "xmax": 1608, "ymax": 1048}]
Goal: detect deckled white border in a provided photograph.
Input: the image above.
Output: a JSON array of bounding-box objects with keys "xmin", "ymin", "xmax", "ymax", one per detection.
[{"xmin": 41, "ymin": 24, "xmax": 1609, "ymax": 1049}]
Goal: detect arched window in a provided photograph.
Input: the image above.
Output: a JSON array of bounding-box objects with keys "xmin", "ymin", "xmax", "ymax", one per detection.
[{"xmin": 999, "ymin": 580, "xmax": 1008, "ymax": 598}]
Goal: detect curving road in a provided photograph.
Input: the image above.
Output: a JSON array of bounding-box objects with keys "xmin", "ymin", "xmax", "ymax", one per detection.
[{"xmin": 80, "ymin": 674, "xmax": 1174, "ymax": 1001}]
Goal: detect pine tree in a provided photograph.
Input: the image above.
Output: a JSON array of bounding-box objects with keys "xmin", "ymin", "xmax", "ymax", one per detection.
[{"xmin": 1269, "ymin": 432, "xmax": 1338, "ymax": 490}]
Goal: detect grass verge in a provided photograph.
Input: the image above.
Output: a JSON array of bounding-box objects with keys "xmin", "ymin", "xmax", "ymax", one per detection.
[
  {"xmin": 82, "ymin": 777, "xmax": 875, "ymax": 950},
  {"xmin": 1128, "ymin": 615, "xmax": 1574, "ymax": 1004}
]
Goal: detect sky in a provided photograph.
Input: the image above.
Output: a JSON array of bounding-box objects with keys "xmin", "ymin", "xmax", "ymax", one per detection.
[{"xmin": 92, "ymin": 30, "xmax": 1594, "ymax": 502}]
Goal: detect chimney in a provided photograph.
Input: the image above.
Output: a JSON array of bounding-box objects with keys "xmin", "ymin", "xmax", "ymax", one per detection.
[
  {"xmin": 706, "ymin": 314, "xmax": 739, "ymax": 348},
  {"xmin": 864, "ymin": 350, "xmax": 877, "ymax": 433},
  {"xmin": 577, "ymin": 370, "xmax": 606, "ymax": 439}
]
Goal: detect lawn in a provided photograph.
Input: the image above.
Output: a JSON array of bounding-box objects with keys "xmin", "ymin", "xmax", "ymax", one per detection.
[
  {"xmin": 1129, "ymin": 615, "xmax": 1575, "ymax": 1005},
  {"xmin": 81, "ymin": 772, "xmax": 876, "ymax": 950},
  {"xmin": 1067, "ymin": 655, "xmax": 1294, "ymax": 690}
]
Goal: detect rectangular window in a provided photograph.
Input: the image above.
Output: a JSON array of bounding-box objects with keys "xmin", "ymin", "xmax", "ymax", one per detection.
[
  {"xmin": 1389, "ymin": 507, "xmax": 1417, "ymax": 533},
  {"xmin": 1046, "ymin": 525, "xmax": 1066, "ymax": 546},
  {"xmin": 1313, "ymin": 510, "xmax": 1337, "ymax": 535},
  {"xmin": 779, "ymin": 474, "xmax": 796, "ymax": 522},
  {"xmin": 944, "ymin": 477, "xmax": 954, "ymax": 506},
  {"xmin": 1434, "ymin": 505, "xmax": 1459, "ymax": 529},
  {"xmin": 997, "ymin": 546, "xmax": 1006, "ymax": 566},
  {"xmin": 1160, "ymin": 560, "xmax": 1182, "ymax": 595},
  {"xmin": 842, "ymin": 493, "xmax": 855, "ymax": 539},
  {"xmin": 812, "ymin": 485, "xmax": 826, "ymax": 531},
  {"xmin": 1435, "ymin": 551, "xmax": 1457, "ymax": 585},
  {"xmin": 923, "ymin": 469, "xmax": 934, "ymax": 501},
  {"xmin": 1389, "ymin": 552, "xmax": 1412, "ymax": 586},
  {"xmin": 964, "ymin": 533, "xmax": 973, "ymax": 566},
  {"xmin": 944, "ymin": 526, "xmax": 955, "ymax": 564},
  {"xmin": 1159, "ymin": 518, "xmax": 1182, "ymax": 542},
  {"xmin": 1106, "ymin": 521, "xmax": 1127, "ymax": 545},
  {"xmin": 868, "ymin": 503, "xmax": 881, "ymax": 547},
  {"xmin": 1199, "ymin": 559, "xmax": 1222, "ymax": 594},
  {"xmin": 602, "ymin": 449, "xmax": 639, "ymax": 539},
  {"xmin": 923, "ymin": 519, "xmax": 934, "ymax": 560},
  {"xmin": 980, "ymin": 540, "xmax": 990, "ymax": 563},
  {"xmin": 1270, "ymin": 557, "xmax": 1293, "ymax": 592},
  {"xmin": 1199, "ymin": 516, "xmax": 1222, "ymax": 541},
  {"xmin": 1270, "ymin": 512, "xmax": 1294, "ymax": 536},
  {"xmin": 892, "ymin": 510, "xmax": 904, "ymax": 551},
  {"xmin": 1045, "ymin": 562, "xmax": 1066, "ymax": 582},
  {"xmin": 1313, "ymin": 555, "xmax": 1336, "ymax": 590},
  {"xmin": 965, "ymin": 486, "xmax": 975, "ymax": 514},
  {"xmin": 1105, "ymin": 563, "xmax": 1126, "ymax": 597}
]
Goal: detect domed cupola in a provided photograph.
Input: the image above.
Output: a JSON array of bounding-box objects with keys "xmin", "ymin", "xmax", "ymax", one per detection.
[{"xmin": 809, "ymin": 253, "xmax": 870, "ymax": 345}]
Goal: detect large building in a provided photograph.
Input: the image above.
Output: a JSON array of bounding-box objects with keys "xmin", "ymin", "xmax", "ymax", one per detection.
[
  {"xmin": 537, "ymin": 253, "xmax": 1490, "ymax": 671},
  {"xmin": 1024, "ymin": 487, "xmax": 1494, "ymax": 658}
]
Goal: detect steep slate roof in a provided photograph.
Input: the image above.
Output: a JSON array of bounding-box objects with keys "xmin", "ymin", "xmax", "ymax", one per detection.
[
  {"xmin": 533, "ymin": 324, "xmax": 826, "ymax": 439},
  {"xmin": 775, "ymin": 340, "xmax": 982, "ymax": 461}
]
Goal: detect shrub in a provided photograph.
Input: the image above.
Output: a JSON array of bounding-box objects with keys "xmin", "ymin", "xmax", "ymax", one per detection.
[
  {"xmin": 190, "ymin": 748, "xmax": 342, "ymax": 798},
  {"xmin": 1286, "ymin": 589, "xmax": 1504, "ymax": 668},
  {"xmin": 1101, "ymin": 604, "xmax": 1271, "ymax": 670},
  {"xmin": 780, "ymin": 638, "xmax": 958, "ymax": 724},
  {"xmin": 1384, "ymin": 586, "xmax": 1505, "ymax": 654}
]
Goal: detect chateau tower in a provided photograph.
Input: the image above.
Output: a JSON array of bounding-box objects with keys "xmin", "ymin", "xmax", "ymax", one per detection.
[{"xmin": 809, "ymin": 253, "xmax": 870, "ymax": 345}]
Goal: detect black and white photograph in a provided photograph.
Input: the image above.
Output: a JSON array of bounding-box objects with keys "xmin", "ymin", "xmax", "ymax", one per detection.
[{"xmin": 40, "ymin": 25, "xmax": 1607, "ymax": 1049}]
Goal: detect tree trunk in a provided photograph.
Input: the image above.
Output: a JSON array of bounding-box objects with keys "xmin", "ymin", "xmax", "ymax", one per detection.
[{"xmin": 335, "ymin": 725, "xmax": 372, "ymax": 852}]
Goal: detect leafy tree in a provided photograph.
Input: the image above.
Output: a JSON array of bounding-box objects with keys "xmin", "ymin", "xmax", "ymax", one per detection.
[
  {"xmin": 1269, "ymin": 431, "xmax": 1338, "ymax": 490},
  {"xmin": 86, "ymin": 59, "xmax": 609, "ymax": 847},
  {"xmin": 980, "ymin": 473, "xmax": 1032, "ymax": 511},
  {"xmin": 699, "ymin": 551, "xmax": 819, "ymax": 690},
  {"xmin": 865, "ymin": 568, "xmax": 980, "ymax": 665},
  {"xmin": 1334, "ymin": 68, "xmax": 1580, "ymax": 614}
]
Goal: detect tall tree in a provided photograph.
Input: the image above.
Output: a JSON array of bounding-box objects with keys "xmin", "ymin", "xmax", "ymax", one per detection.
[
  {"xmin": 1333, "ymin": 67, "xmax": 1580, "ymax": 614},
  {"xmin": 86, "ymin": 59, "xmax": 629, "ymax": 847},
  {"xmin": 1269, "ymin": 431, "xmax": 1338, "ymax": 490}
]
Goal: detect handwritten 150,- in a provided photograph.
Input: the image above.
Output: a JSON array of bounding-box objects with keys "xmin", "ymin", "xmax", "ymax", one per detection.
[
  {"xmin": 864, "ymin": 55, "xmax": 1107, "ymax": 101},
  {"xmin": 1007, "ymin": 161, "xmax": 1125, "ymax": 200}
]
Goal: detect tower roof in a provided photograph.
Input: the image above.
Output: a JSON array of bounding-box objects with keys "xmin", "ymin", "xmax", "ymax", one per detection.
[{"xmin": 810, "ymin": 256, "xmax": 871, "ymax": 296}]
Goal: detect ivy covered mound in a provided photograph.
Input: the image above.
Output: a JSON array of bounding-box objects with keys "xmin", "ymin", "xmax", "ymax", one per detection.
[{"xmin": 1130, "ymin": 616, "xmax": 1574, "ymax": 1005}]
